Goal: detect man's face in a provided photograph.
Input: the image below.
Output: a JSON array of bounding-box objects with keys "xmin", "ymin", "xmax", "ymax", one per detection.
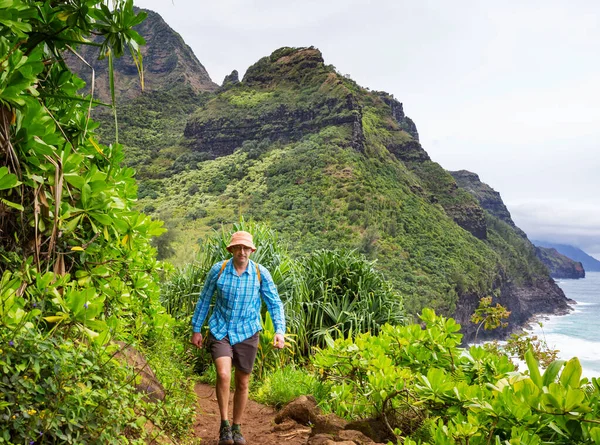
[{"xmin": 231, "ymin": 245, "xmax": 253, "ymax": 266}]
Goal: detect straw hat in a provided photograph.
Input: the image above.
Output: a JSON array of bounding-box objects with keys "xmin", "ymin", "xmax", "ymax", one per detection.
[{"xmin": 226, "ymin": 231, "xmax": 257, "ymax": 252}]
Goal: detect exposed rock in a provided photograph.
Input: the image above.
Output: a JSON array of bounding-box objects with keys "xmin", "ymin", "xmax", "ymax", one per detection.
[
  {"xmin": 113, "ymin": 341, "xmax": 165, "ymax": 402},
  {"xmin": 306, "ymin": 435, "xmax": 339, "ymax": 445},
  {"xmin": 444, "ymin": 202, "xmax": 487, "ymax": 240},
  {"xmin": 274, "ymin": 395, "xmax": 347, "ymax": 435},
  {"xmin": 456, "ymin": 277, "xmax": 573, "ymax": 342},
  {"xmin": 275, "ymin": 396, "xmax": 393, "ymax": 444},
  {"xmin": 535, "ymin": 246, "xmax": 585, "ymax": 279},
  {"xmin": 450, "ymin": 170, "xmax": 526, "ymax": 237},
  {"xmin": 184, "ymin": 47, "xmax": 366, "ymax": 158},
  {"xmin": 345, "ymin": 419, "xmax": 390, "ymax": 444},
  {"xmin": 243, "ymin": 46, "xmax": 325, "ymax": 86},
  {"xmin": 274, "ymin": 395, "xmax": 320, "ymax": 426},
  {"xmin": 65, "ymin": 8, "xmax": 217, "ymax": 102},
  {"xmin": 377, "ymin": 92, "xmax": 420, "ymax": 141},
  {"xmin": 312, "ymin": 414, "xmax": 348, "ymax": 436},
  {"xmin": 386, "ymin": 139, "xmax": 430, "ymax": 164},
  {"xmin": 338, "ymin": 429, "xmax": 378, "ymax": 444},
  {"xmin": 222, "ymin": 70, "xmax": 240, "ymax": 88}
]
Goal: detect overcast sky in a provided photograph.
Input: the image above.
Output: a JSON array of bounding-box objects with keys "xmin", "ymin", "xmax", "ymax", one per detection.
[{"xmin": 135, "ymin": 0, "xmax": 600, "ymax": 259}]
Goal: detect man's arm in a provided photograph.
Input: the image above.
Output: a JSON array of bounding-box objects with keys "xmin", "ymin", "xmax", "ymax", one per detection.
[
  {"xmin": 190, "ymin": 262, "xmax": 222, "ymax": 348},
  {"xmin": 258, "ymin": 265, "xmax": 286, "ymax": 348}
]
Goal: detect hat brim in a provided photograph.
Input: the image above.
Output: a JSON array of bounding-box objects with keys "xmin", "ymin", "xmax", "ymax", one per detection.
[{"xmin": 226, "ymin": 242, "xmax": 256, "ymax": 252}]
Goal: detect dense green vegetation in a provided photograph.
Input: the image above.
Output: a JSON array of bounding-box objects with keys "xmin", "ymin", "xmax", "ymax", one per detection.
[
  {"xmin": 0, "ymin": 1, "xmax": 196, "ymax": 442},
  {"xmin": 312, "ymin": 309, "xmax": 600, "ymax": 444},
  {"xmin": 158, "ymin": 224, "xmax": 599, "ymax": 444},
  {"xmin": 3, "ymin": 3, "xmax": 590, "ymax": 444},
  {"xmin": 108, "ymin": 45, "xmax": 556, "ymax": 324},
  {"xmin": 95, "ymin": 86, "xmax": 213, "ymax": 179}
]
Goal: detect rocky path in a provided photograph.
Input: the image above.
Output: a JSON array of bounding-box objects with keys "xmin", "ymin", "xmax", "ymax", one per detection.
[{"xmin": 192, "ymin": 383, "xmax": 311, "ymax": 445}]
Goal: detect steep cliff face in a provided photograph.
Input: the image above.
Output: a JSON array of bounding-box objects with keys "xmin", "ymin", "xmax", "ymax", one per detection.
[
  {"xmin": 183, "ymin": 47, "xmax": 367, "ymax": 158},
  {"xmin": 535, "ymin": 246, "xmax": 585, "ymax": 279},
  {"xmin": 66, "ymin": 8, "xmax": 217, "ymax": 102},
  {"xmin": 450, "ymin": 170, "xmax": 526, "ymax": 238},
  {"xmin": 455, "ymin": 277, "xmax": 573, "ymax": 341},
  {"xmin": 448, "ymin": 170, "xmax": 571, "ymax": 339}
]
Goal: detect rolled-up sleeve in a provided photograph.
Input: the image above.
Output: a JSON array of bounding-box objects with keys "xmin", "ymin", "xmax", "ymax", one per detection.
[
  {"xmin": 259, "ymin": 265, "xmax": 286, "ymax": 334},
  {"xmin": 191, "ymin": 262, "xmax": 222, "ymax": 333}
]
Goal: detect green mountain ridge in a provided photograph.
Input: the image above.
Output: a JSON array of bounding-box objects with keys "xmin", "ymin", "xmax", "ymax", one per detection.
[{"xmin": 87, "ymin": 15, "xmax": 570, "ymax": 340}]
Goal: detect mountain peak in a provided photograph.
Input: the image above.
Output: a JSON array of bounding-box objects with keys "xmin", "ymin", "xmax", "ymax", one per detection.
[
  {"xmin": 66, "ymin": 8, "xmax": 218, "ymax": 101},
  {"xmin": 243, "ymin": 46, "xmax": 328, "ymax": 86}
]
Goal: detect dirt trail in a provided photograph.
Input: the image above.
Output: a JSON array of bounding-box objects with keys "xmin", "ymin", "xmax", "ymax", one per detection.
[{"xmin": 193, "ymin": 383, "xmax": 311, "ymax": 445}]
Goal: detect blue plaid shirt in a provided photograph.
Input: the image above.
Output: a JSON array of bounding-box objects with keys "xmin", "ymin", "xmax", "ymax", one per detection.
[{"xmin": 191, "ymin": 259, "xmax": 285, "ymax": 345}]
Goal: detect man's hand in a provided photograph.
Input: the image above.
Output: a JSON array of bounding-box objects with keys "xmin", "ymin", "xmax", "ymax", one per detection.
[
  {"xmin": 273, "ymin": 333, "xmax": 285, "ymax": 349},
  {"xmin": 191, "ymin": 332, "xmax": 203, "ymax": 349}
]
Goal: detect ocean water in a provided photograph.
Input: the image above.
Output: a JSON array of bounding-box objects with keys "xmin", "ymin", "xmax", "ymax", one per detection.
[{"xmin": 527, "ymin": 271, "xmax": 600, "ymax": 377}]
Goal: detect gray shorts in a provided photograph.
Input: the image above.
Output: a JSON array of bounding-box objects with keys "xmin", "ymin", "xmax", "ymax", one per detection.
[{"xmin": 207, "ymin": 332, "xmax": 260, "ymax": 374}]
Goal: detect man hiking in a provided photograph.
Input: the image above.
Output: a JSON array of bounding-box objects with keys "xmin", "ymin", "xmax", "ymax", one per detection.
[{"xmin": 191, "ymin": 230, "xmax": 286, "ymax": 445}]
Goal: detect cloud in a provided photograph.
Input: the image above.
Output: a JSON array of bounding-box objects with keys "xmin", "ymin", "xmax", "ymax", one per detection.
[{"xmin": 509, "ymin": 200, "xmax": 600, "ymax": 256}]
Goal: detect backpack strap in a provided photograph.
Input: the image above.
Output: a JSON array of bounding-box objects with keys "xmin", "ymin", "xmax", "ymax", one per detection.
[
  {"xmin": 218, "ymin": 259, "xmax": 228, "ymax": 278},
  {"xmin": 217, "ymin": 259, "xmax": 261, "ymax": 283},
  {"xmin": 255, "ymin": 262, "xmax": 261, "ymax": 283}
]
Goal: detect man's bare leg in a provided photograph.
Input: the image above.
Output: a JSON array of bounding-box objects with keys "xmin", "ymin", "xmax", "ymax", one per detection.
[
  {"xmin": 215, "ymin": 356, "xmax": 233, "ymax": 421},
  {"xmin": 232, "ymin": 369, "xmax": 251, "ymax": 424}
]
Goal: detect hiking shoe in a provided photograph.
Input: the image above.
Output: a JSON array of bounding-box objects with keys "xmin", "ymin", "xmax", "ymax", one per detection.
[
  {"xmin": 232, "ymin": 427, "xmax": 247, "ymax": 445},
  {"xmin": 219, "ymin": 424, "xmax": 234, "ymax": 445}
]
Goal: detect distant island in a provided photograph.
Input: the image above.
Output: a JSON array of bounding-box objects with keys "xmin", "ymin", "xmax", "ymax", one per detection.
[{"xmin": 533, "ymin": 241, "xmax": 600, "ymax": 272}]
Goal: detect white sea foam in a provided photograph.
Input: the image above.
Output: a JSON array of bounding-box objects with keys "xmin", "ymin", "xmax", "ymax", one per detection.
[{"xmin": 526, "ymin": 273, "xmax": 600, "ymax": 378}]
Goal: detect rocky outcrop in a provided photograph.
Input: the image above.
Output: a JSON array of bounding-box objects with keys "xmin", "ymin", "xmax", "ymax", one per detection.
[
  {"xmin": 450, "ymin": 170, "xmax": 526, "ymax": 238},
  {"xmin": 377, "ymin": 92, "xmax": 420, "ymax": 141},
  {"xmin": 443, "ymin": 202, "xmax": 487, "ymax": 240},
  {"xmin": 275, "ymin": 396, "xmax": 389, "ymax": 444},
  {"xmin": 113, "ymin": 342, "xmax": 165, "ymax": 403},
  {"xmin": 447, "ymin": 170, "xmax": 573, "ymax": 341},
  {"xmin": 183, "ymin": 47, "xmax": 367, "ymax": 158},
  {"xmin": 535, "ymin": 246, "xmax": 585, "ymax": 279},
  {"xmin": 65, "ymin": 8, "xmax": 217, "ymax": 102},
  {"xmin": 222, "ymin": 70, "xmax": 240, "ymax": 88},
  {"xmin": 455, "ymin": 277, "xmax": 573, "ymax": 342}
]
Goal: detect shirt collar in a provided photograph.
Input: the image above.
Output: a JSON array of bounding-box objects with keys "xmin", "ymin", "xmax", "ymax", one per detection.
[{"xmin": 227, "ymin": 259, "xmax": 254, "ymax": 276}]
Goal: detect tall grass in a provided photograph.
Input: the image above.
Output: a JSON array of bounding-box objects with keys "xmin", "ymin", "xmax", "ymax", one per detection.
[{"xmin": 289, "ymin": 249, "xmax": 405, "ymax": 355}]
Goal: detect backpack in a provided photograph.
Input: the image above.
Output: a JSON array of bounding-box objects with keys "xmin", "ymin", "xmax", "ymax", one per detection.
[{"xmin": 217, "ymin": 259, "xmax": 261, "ymax": 283}]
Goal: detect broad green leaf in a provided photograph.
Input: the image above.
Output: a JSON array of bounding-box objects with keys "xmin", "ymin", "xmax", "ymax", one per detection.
[
  {"xmin": 564, "ymin": 388, "xmax": 585, "ymax": 412},
  {"xmin": 44, "ymin": 315, "xmax": 67, "ymax": 323},
  {"xmin": 0, "ymin": 166, "xmax": 21, "ymax": 190},
  {"xmin": 525, "ymin": 349, "xmax": 542, "ymax": 388},
  {"xmin": 589, "ymin": 427, "xmax": 600, "ymax": 443},
  {"xmin": 1, "ymin": 198, "xmax": 23, "ymax": 211},
  {"xmin": 542, "ymin": 359, "xmax": 565, "ymax": 387},
  {"xmin": 560, "ymin": 357, "xmax": 582, "ymax": 389}
]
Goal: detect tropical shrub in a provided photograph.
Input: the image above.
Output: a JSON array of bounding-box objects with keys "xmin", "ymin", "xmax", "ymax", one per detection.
[
  {"xmin": 0, "ymin": 1, "xmax": 196, "ymax": 441},
  {"xmin": 312, "ymin": 309, "xmax": 600, "ymax": 444},
  {"xmin": 1, "ymin": 327, "xmax": 145, "ymax": 444},
  {"xmin": 289, "ymin": 249, "xmax": 405, "ymax": 355}
]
